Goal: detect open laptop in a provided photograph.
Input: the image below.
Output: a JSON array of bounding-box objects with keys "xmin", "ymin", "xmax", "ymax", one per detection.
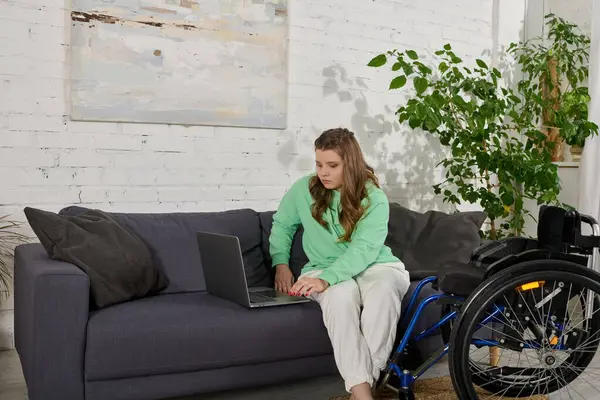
[{"xmin": 197, "ymin": 231, "xmax": 310, "ymax": 308}]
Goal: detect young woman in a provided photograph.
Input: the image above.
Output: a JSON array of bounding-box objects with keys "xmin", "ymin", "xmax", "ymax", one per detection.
[{"xmin": 269, "ymin": 128, "xmax": 411, "ymax": 400}]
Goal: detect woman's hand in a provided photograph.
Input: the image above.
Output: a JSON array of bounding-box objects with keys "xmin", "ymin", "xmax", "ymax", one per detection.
[
  {"xmin": 274, "ymin": 264, "xmax": 295, "ymax": 293},
  {"xmin": 290, "ymin": 276, "xmax": 330, "ymax": 297}
]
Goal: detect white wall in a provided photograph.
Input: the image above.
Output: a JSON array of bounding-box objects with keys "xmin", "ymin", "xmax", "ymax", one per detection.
[
  {"xmin": 0, "ymin": 0, "xmax": 524, "ymax": 349},
  {"xmin": 523, "ymin": 0, "xmax": 592, "ymax": 43},
  {"xmin": 546, "ymin": 0, "xmax": 592, "ymax": 35}
]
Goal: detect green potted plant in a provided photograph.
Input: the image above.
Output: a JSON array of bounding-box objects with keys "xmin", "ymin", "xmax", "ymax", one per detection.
[
  {"xmin": 555, "ymin": 87, "xmax": 598, "ymax": 161},
  {"xmin": 508, "ymin": 13, "xmax": 598, "ymax": 161},
  {"xmin": 368, "ymin": 44, "xmax": 562, "ymax": 240},
  {"xmin": 0, "ymin": 216, "xmax": 31, "ymax": 302}
]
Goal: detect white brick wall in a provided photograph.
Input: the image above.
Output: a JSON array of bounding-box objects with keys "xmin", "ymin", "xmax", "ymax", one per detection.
[{"xmin": 0, "ymin": 0, "xmax": 516, "ymax": 348}]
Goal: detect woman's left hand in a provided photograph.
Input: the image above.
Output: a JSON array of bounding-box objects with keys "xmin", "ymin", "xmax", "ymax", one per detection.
[{"xmin": 289, "ymin": 277, "xmax": 329, "ymax": 297}]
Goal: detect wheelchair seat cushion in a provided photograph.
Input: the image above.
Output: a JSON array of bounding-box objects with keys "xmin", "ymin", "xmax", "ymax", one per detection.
[{"xmin": 436, "ymin": 262, "xmax": 485, "ymax": 297}]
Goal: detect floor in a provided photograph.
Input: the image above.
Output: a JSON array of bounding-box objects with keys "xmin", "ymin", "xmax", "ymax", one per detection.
[
  {"xmin": 3, "ymin": 348, "xmax": 599, "ymax": 399},
  {"xmin": 0, "ymin": 350, "xmax": 24, "ymax": 400},
  {"xmin": 0, "ymin": 349, "xmax": 449, "ymax": 400}
]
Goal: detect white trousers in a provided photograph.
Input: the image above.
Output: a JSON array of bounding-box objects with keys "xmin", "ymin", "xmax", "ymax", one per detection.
[{"xmin": 301, "ymin": 261, "xmax": 411, "ymax": 393}]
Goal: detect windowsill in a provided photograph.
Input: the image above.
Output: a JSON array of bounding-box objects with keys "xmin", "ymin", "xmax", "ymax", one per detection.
[{"xmin": 554, "ymin": 161, "xmax": 580, "ymax": 168}]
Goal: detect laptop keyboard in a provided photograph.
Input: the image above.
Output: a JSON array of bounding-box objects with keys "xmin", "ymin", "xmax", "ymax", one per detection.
[{"xmin": 249, "ymin": 293, "xmax": 274, "ymax": 303}]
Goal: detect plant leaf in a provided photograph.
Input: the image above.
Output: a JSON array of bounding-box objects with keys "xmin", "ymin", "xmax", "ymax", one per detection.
[
  {"xmin": 501, "ymin": 191, "xmax": 515, "ymax": 207},
  {"xmin": 406, "ymin": 50, "xmax": 418, "ymax": 60},
  {"xmin": 389, "ymin": 75, "xmax": 407, "ymax": 90},
  {"xmin": 509, "ymin": 94, "xmax": 521, "ymax": 104},
  {"xmin": 414, "ymin": 77, "xmax": 428, "ymax": 95},
  {"xmin": 368, "ymin": 54, "xmax": 387, "ymax": 67},
  {"xmin": 476, "ymin": 59, "xmax": 488, "ymax": 69}
]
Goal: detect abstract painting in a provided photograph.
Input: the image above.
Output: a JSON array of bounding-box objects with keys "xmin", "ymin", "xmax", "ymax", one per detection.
[{"xmin": 69, "ymin": 0, "xmax": 289, "ymax": 129}]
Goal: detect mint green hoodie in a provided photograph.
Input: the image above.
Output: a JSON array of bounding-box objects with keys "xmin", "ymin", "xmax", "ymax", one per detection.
[{"xmin": 269, "ymin": 173, "xmax": 400, "ymax": 285}]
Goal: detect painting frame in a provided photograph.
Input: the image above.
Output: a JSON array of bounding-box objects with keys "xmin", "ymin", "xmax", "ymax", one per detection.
[{"xmin": 68, "ymin": 0, "xmax": 289, "ymax": 129}]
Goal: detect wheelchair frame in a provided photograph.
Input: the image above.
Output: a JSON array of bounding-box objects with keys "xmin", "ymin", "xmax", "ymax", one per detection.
[{"xmin": 377, "ymin": 210, "xmax": 600, "ymax": 399}]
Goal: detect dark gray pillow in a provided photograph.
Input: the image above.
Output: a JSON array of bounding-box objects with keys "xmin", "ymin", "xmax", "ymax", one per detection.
[
  {"xmin": 386, "ymin": 203, "xmax": 487, "ymax": 280},
  {"xmin": 258, "ymin": 211, "xmax": 308, "ymax": 279},
  {"xmin": 24, "ymin": 207, "xmax": 169, "ymax": 309},
  {"xmin": 60, "ymin": 205, "xmax": 272, "ymax": 292}
]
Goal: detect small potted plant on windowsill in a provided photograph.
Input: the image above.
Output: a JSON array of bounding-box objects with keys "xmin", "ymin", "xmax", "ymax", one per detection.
[{"xmin": 555, "ymin": 87, "xmax": 598, "ymax": 161}]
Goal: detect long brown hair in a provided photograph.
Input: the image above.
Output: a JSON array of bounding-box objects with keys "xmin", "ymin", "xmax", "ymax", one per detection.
[{"xmin": 310, "ymin": 128, "xmax": 379, "ymax": 242}]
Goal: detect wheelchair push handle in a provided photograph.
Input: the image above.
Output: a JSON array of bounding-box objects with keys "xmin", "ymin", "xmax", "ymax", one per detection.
[
  {"xmin": 579, "ymin": 212, "xmax": 600, "ymax": 274},
  {"xmin": 579, "ymin": 213, "xmax": 598, "ymax": 227},
  {"xmin": 578, "ymin": 212, "xmax": 600, "ymax": 267},
  {"xmin": 561, "ymin": 210, "xmax": 599, "ymax": 320},
  {"xmin": 549, "ymin": 207, "xmax": 600, "ymax": 254}
]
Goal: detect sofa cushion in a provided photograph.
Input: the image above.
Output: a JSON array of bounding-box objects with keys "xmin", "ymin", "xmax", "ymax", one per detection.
[
  {"xmin": 23, "ymin": 207, "xmax": 169, "ymax": 309},
  {"xmin": 83, "ymin": 292, "xmax": 333, "ymax": 381},
  {"xmin": 60, "ymin": 206, "xmax": 272, "ymax": 294},
  {"xmin": 386, "ymin": 203, "xmax": 487, "ymax": 280},
  {"xmin": 258, "ymin": 211, "xmax": 308, "ymax": 279}
]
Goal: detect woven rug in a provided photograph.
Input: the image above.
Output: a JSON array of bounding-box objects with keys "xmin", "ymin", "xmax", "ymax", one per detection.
[{"xmin": 328, "ymin": 376, "xmax": 549, "ymax": 400}]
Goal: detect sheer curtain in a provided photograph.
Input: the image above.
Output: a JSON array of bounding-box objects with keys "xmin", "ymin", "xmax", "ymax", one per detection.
[{"xmin": 578, "ymin": 1, "xmax": 600, "ymax": 236}]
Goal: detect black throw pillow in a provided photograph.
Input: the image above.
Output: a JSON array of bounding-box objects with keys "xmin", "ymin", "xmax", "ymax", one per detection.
[
  {"xmin": 386, "ymin": 203, "xmax": 487, "ymax": 280},
  {"xmin": 24, "ymin": 207, "xmax": 169, "ymax": 309}
]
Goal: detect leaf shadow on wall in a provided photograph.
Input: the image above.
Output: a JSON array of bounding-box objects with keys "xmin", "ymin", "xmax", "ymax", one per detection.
[
  {"xmin": 481, "ymin": 44, "xmax": 520, "ymax": 89},
  {"xmin": 321, "ymin": 64, "xmax": 450, "ymax": 213}
]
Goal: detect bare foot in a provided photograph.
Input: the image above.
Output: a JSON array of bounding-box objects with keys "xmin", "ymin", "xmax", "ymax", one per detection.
[{"xmin": 350, "ymin": 382, "xmax": 374, "ymax": 400}]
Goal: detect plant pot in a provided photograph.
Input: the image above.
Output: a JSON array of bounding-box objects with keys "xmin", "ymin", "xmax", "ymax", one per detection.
[
  {"xmin": 541, "ymin": 126, "xmax": 565, "ymax": 162},
  {"xmin": 570, "ymin": 144, "xmax": 583, "ymax": 162}
]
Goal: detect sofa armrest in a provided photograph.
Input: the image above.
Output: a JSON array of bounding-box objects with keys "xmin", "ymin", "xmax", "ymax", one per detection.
[{"xmin": 14, "ymin": 243, "xmax": 90, "ymax": 400}]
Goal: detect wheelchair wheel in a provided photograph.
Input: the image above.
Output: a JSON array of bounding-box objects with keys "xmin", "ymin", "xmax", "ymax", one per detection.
[{"xmin": 449, "ymin": 259, "xmax": 600, "ymax": 399}]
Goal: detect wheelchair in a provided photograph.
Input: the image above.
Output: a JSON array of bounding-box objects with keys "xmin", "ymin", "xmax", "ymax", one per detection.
[{"xmin": 377, "ymin": 205, "xmax": 600, "ymax": 399}]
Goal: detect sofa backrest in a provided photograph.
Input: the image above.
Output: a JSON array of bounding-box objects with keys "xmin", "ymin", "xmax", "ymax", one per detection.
[
  {"xmin": 59, "ymin": 206, "xmax": 273, "ymax": 294},
  {"xmin": 258, "ymin": 203, "xmax": 487, "ymax": 281},
  {"xmin": 58, "ymin": 202, "xmax": 486, "ymax": 293}
]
